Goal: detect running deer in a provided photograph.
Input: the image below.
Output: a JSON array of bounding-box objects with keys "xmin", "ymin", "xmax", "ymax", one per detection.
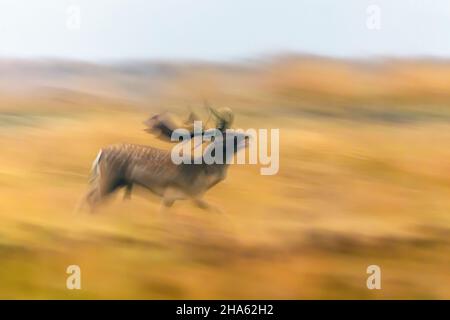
[{"xmin": 81, "ymin": 129, "xmax": 249, "ymax": 213}]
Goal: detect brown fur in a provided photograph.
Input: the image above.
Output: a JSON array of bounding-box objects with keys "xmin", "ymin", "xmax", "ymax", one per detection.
[{"xmin": 82, "ymin": 134, "xmax": 247, "ymax": 213}]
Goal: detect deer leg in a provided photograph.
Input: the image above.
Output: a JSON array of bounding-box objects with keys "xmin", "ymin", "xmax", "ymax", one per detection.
[
  {"xmin": 81, "ymin": 175, "xmax": 119, "ymax": 213},
  {"xmin": 160, "ymin": 197, "xmax": 173, "ymax": 208},
  {"xmin": 74, "ymin": 191, "xmax": 90, "ymax": 214},
  {"xmin": 123, "ymin": 183, "xmax": 133, "ymax": 200},
  {"xmin": 159, "ymin": 187, "xmax": 184, "ymax": 214},
  {"xmin": 193, "ymin": 198, "xmax": 224, "ymax": 214},
  {"xmin": 159, "ymin": 198, "xmax": 176, "ymax": 214},
  {"xmin": 77, "ymin": 187, "xmax": 101, "ymax": 214}
]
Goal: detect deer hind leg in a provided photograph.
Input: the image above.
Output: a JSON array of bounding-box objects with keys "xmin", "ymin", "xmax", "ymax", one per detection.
[
  {"xmin": 74, "ymin": 185, "xmax": 101, "ymax": 214},
  {"xmin": 83, "ymin": 178, "xmax": 114, "ymax": 213},
  {"xmin": 74, "ymin": 188, "xmax": 95, "ymax": 213},
  {"xmin": 79, "ymin": 174, "xmax": 121, "ymax": 213}
]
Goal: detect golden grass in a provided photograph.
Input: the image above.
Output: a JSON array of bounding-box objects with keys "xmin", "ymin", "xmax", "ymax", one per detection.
[{"xmin": 0, "ymin": 57, "xmax": 449, "ymax": 299}]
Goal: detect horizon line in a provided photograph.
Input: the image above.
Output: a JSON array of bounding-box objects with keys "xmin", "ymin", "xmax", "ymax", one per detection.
[{"xmin": 2, "ymin": 51, "xmax": 450, "ymax": 65}]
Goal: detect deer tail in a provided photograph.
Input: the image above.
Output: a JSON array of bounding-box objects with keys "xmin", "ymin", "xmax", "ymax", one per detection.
[
  {"xmin": 89, "ymin": 149, "xmax": 103, "ymax": 184},
  {"xmin": 74, "ymin": 149, "xmax": 103, "ymax": 213}
]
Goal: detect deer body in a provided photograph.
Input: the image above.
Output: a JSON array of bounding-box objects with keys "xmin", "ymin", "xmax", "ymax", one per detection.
[{"xmin": 84, "ymin": 142, "xmax": 235, "ymax": 212}]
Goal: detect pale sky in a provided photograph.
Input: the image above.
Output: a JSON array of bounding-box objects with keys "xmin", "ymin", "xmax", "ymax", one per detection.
[{"xmin": 1, "ymin": 0, "xmax": 450, "ymax": 61}]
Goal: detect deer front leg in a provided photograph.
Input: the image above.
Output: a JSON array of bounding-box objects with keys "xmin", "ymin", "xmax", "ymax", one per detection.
[
  {"xmin": 193, "ymin": 198, "xmax": 224, "ymax": 214},
  {"xmin": 159, "ymin": 187, "xmax": 185, "ymax": 214},
  {"xmin": 159, "ymin": 198, "xmax": 175, "ymax": 214},
  {"xmin": 123, "ymin": 184, "xmax": 133, "ymax": 200}
]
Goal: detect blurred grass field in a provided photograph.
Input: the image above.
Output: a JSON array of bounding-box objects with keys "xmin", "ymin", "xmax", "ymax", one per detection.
[{"xmin": 0, "ymin": 56, "xmax": 449, "ymax": 299}]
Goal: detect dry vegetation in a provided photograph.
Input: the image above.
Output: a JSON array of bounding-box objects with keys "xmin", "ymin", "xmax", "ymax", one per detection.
[{"xmin": 0, "ymin": 56, "xmax": 449, "ymax": 299}]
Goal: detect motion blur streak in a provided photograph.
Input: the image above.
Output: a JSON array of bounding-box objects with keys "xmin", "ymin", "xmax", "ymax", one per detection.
[{"xmin": 0, "ymin": 56, "xmax": 449, "ymax": 299}]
